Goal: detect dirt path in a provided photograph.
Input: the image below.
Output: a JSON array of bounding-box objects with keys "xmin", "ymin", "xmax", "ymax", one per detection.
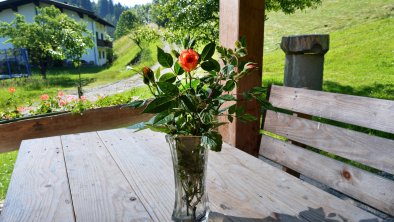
[{"xmin": 68, "ymin": 42, "xmax": 172, "ymax": 101}]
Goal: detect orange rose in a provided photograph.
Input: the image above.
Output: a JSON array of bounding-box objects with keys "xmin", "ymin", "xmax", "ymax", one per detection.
[
  {"xmin": 179, "ymin": 49, "xmax": 199, "ymax": 72},
  {"xmin": 8, "ymin": 87, "xmax": 16, "ymax": 93}
]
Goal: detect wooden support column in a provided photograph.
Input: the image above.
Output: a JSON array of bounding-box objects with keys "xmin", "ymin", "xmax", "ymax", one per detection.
[{"xmin": 218, "ymin": 0, "xmax": 265, "ymax": 156}]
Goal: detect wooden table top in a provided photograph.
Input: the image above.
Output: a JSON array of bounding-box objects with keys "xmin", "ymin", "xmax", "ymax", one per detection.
[{"xmin": 0, "ymin": 128, "xmax": 381, "ymax": 222}]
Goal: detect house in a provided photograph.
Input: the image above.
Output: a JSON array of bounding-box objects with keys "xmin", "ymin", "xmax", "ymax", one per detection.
[{"xmin": 0, "ymin": 0, "xmax": 114, "ymax": 66}]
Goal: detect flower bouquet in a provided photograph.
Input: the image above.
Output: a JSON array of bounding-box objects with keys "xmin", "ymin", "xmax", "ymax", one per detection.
[{"xmin": 130, "ymin": 36, "xmax": 265, "ymax": 221}]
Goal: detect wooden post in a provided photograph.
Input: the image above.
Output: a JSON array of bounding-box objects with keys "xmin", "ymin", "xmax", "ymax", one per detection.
[
  {"xmin": 218, "ymin": 0, "xmax": 265, "ymax": 156},
  {"xmin": 280, "ymin": 35, "xmax": 330, "ymax": 177}
]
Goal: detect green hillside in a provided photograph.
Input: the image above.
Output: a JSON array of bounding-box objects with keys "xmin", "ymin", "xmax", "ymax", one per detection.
[{"xmin": 263, "ymin": 0, "xmax": 394, "ymax": 100}]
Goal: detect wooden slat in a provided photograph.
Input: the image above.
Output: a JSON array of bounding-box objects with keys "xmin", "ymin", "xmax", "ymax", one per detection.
[
  {"xmin": 1, "ymin": 137, "xmax": 74, "ymax": 222},
  {"xmin": 264, "ymin": 110, "xmax": 394, "ymax": 175},
  {"xmin": 0, "ymin": 105, "xmax": 153, "ymax": 153},
  {"xmin": 259, "ymin": 135, "xmax": 394, "ymax": 216},
  {"xmin": 269, "ymin": 85, "xmax": 394, "ymax": 134},
  {"xmin": 60, "ymin": 132, "xmax": 152, "ymax": 222},
  {"xmin": 98, "ymin": 129, "xmax": 379, "ymax": 221}
]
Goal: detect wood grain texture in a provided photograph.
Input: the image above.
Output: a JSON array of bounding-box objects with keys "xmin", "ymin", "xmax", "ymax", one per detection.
[
  {"xmin": 259, "ymin": 135, "xmax": 394, "ymax": 216},
  {"xmin": 0, "ymin": 105, "xmax": 153, "ymax": 153},
  {"xmin": 98, "ymin": 129, "xmax": 174, "ymax": 221},
  {"xmin": 61, "ymin": 132, "xmax": 152, "ymax": 222},
  {"xmin": 99, "ymin": 129, "xmax": 379, "ymax": 221},
  {"xmin": 269, "ymin": 85, "xmax": 394, "ymax": 134},
  {"xmin": 264, "ymin": 110, "xmax": 394, "ymax": 175},
  {"xmin": 1, "ymin": 137, "xmax": 74, "ymax": 222},
  {"xmin": 218, "ymin": 0, "xmax": 264, "ymax": 156}
]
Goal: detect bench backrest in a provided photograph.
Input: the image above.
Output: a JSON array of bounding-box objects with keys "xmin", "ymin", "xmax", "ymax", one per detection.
[{"xmin": 260, "ymin": 85, "xmax": 394, "ymax": 216}]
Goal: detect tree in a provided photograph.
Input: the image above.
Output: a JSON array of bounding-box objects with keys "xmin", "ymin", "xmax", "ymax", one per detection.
[
  {"xmin": 128, "ymin": 25, "xmax": 159, "ymax": 50},
  {"xmin": 152, "ymin": 0, "xmax": 322, "ymax": 43},
  {"xmin": 114, "ymin": 10, "xmax": 141, "ymax": 39},
  {"xmin": 0, "ymin": 6, "xmax": 94, "ymax": 79},
  {"xmin": 97, "ymin": 0, "xmax": 109, "ymax": 18},
  {"xmin": 80, "ymin": 0, "xmax": 94, "ymax": 11}
]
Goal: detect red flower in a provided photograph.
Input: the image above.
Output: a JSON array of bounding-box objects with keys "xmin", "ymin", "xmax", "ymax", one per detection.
[
  {"xmin": 58, "ymin": 100, "xmax": 67, "ymax": 107},
  {"xmin": 40, "ymin": 94, "xmax": 49, "ymax": 101},
  {"xmin": 179, "ymin": 49, "xmax": 199, "ymax": 72},
  {"xmin": 8, "ymin": 87, "xmax": 16, "ymax": 93},
  {"xmin": 57, "ymin": 91, "xmax": 64, "ymax": 98}
]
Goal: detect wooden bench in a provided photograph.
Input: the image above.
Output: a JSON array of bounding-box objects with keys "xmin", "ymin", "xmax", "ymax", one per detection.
[{"xmin": 260, "ymin": 85, "xmax": 394, "ymax": 217}]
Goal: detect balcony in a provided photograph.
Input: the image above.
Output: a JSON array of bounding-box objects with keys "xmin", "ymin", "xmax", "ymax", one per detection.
[{"xmin": 97, "ymin": 39, "xmax": 113, "ymax": 48}]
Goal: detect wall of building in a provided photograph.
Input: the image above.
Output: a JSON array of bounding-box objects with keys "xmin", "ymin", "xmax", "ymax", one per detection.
[{"xmin": 0, "ymin": 2, "xmax": 110, "ymax": 66}]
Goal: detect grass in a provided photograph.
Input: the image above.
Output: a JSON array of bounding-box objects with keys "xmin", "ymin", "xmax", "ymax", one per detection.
[
  {"xmin": 0, "ymin": 36, "xmax": 161, "ymax": 111},
  {"xmin": 263, "ymin": 0, "xmax": 394, "ymax": 100},
  {"xmin": 0, "ymin": 151, "xmax": 17, "ymax": 199}
]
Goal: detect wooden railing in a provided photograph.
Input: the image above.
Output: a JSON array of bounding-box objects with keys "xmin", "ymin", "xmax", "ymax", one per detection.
[
  {"xmin": 0, "ymin": 105, "xmax": 153, "ymax": 153},
  {"xmin": 97, "ymin": 39, "xmax": 113, "ymax": 48}
]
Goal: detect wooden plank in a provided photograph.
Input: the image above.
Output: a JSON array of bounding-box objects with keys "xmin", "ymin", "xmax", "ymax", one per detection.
[
  {"xmin": 259, "ymin": 135, "xmax": 394, "ymax": 216},
  {"xmin": 97, "ymin": 129, "xmax": 174, "ymax": 221},
  {"xmin": 60, "ymin": 132, "xmax": 152, "ymax": 222},
  {"xmin": 99, "ymin": 129, "xmax": 379, "ymax": 221},
  {"xmin": 269, "ymin": 85, "xmax": 394, "ymax": 134},
  {"xmin": 0, "ymin": 105, "xmax": 153, "ymax": 153},
  {"xmin": 218, "ymin": 0, "xmax": 265, "ymax": 156},
  {"xmin": 264, "ymin": 110, "xmax": 394, "ymax": 175},
  {"xmin": 1, "ymin": 137, "xmax": 75, "ymax": 222}
]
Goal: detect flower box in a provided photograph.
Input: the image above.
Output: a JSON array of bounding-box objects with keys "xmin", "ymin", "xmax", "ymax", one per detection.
[{"xmin": 0, "ymin": 105, "xmax": 153, "ymax": 153}]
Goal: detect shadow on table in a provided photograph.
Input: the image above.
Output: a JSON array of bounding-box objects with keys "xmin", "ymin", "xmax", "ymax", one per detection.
[{"xmin": 209, "ymin": 207, "xmax": 380, "ymax": 222}]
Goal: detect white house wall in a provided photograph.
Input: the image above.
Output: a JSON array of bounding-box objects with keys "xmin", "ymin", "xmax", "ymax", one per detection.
[
  {"xmin": 0, "ymin": 9, "xmax": 17, "ymax": 50},
  {"xmin": 0, "ymin": 2, "xmax": 111, "ymax": 65}
]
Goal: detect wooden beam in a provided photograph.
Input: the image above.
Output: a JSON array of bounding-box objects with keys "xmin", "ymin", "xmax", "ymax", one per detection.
[
  {"xmin": 0, "ymin": 105, "xmax": 153, "ymax": 153},
  {"xmin": 218, "ymin": 0, "xmax": 265, "ymax": 156}
]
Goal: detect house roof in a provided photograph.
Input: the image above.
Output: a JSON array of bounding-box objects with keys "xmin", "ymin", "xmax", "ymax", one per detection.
[{"xmin": 0, "ymin": 0, "xmax": 114, "ymax": 27}]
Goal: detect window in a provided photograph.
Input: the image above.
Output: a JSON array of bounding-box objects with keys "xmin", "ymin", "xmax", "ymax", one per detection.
[
  {"xmin": 101, "ymin": 33, "xmax": 104, "ymax": 40},
  {"xmin": 98, "ymin": 51, "xmax": 101, "ymax": 59},
  {"xmin": 96, "ymin": 32, "xmax": 98, "ymax": 40}
]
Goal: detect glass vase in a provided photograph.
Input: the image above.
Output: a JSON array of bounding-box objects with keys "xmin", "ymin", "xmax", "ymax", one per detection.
[{"xmin": 166, "ymin": 135, "xmax": 210, "ymax": 222}]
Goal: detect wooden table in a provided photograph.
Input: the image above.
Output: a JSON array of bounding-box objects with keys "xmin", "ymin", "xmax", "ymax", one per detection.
[{"xmin": 0, "ymin": 128, "xmax": 382, "ymax": 222}]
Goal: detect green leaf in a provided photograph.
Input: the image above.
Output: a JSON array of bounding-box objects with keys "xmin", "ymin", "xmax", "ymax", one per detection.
[
  {"xmin": 201, "ymin": 59, "xmax": 220, "ymax": 72},
  {"xmin": 223, "ymin": 80, "xmax": 235, "ymax": 92},
  {"xmin": 228, "ymin": 104, "xmax": 236, "ymax": 114},
  {"xmin": 143, "ymin": 97, "xmax": 174, "ymax": 113},
  {"xmin": 159, "ymin": 73, "xmax": 176, "ymax": 83},
  {"xmin": 126, "ymin": 100, "xmax": 145, "ymax": 108},
  {"xmin": 200, "ymin": 42, "xmax": 216, "ymax": 61},
  {"xmin": 157, "ymin": 82, "xmax": 179, "ymax": 96},
  {"xmin": 217, "ymin": 94, "xmax": 236, "ymax": 101},
  {"xmin": 202, "ymin": 131, "xmax": 222, "ymax": 152},
  {"xmin": 238, "ymin": 113, "xmax": 257, "ymax": 122},
  {"xmin": 228, "ymin": 115, "xmax": 233, "ymax": 123},
  {"xmin": 157, "ymin": 47, "xmax": 173, "ymax": 68},
  {"xmin": 155, "ymin": 67, "xmax": 161, "ymax": 80},
  {"xmin": 153, "ymin": 111, "xmax": 174, "ymax": 124},
  {"xmin": 145, "ymin": 124, "xmax": 172, "ymax": 134},
  {"xmin": 174, "ymin": 62, "xmax": 184, "ymax": 75},
  {"xmin": 180, "ymin": 95, "xmax": 196, "ymax": 112},
  {"xmin": 128, "ymin": 122, "xmax": 146, "ymax": 130}
]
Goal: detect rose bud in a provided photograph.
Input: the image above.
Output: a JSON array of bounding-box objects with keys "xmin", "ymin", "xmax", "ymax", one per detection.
[
  {"xmin": 179, "ymin": 49, "xmax": 199, "ymax": 72},
  {"xmin": 244, "ymin": 62, "xmax": 258, "ymax": 72},
  {"xmin": 142, "ymin": 66, "xmax": 154, "ymax": 84}
]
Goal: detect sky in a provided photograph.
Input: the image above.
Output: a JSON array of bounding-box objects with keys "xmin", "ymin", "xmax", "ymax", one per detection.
[{"xmin": 96, "ymin": 0, "xmax": 152, "ymax": 7}]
